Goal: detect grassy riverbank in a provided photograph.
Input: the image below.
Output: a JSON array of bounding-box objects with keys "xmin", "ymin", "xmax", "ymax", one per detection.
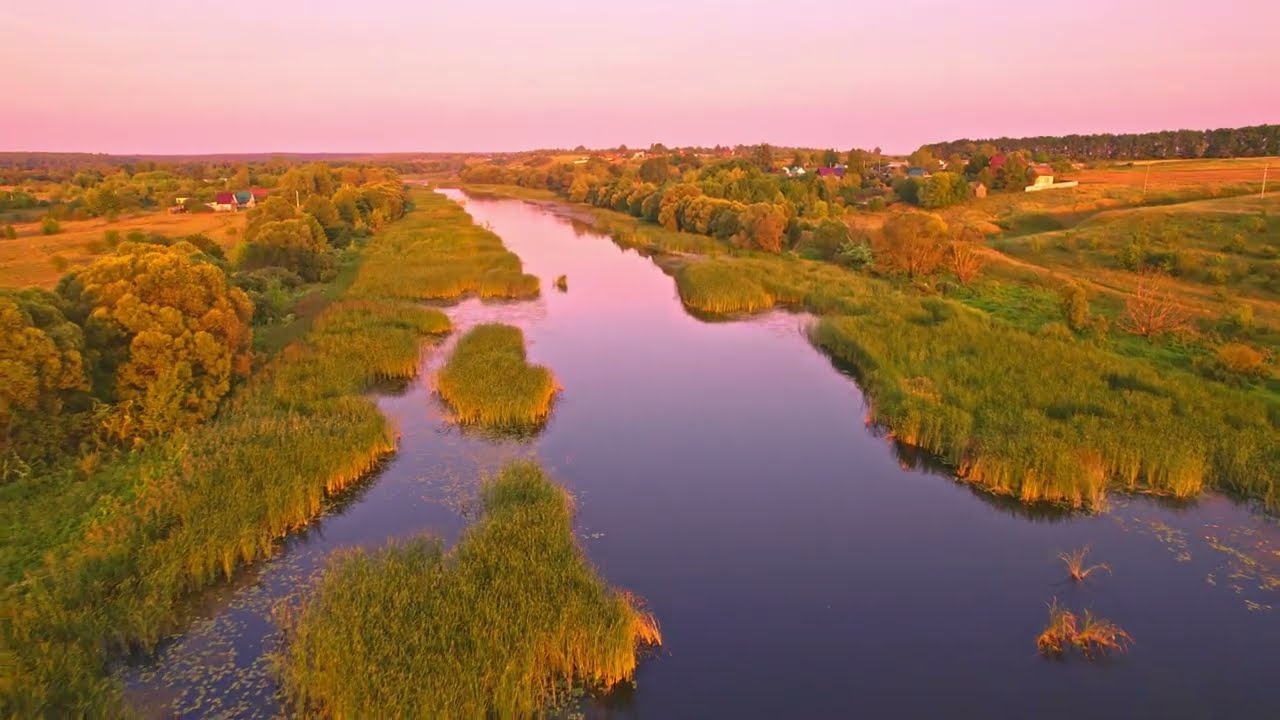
[
  {"xmin": 462, "ymin": 184, "xmax": 1278, "ymax": 511},
  {"xmin": 279, "ymin": 461, "xmax": 660, "ymax": 717},
  {"xmin": 0, "ymin": 190, "xmax": 521, "ymax": 715},
  {"xmin": 437, "ymin": 323, "xmax": 559, "ymax": 430}
]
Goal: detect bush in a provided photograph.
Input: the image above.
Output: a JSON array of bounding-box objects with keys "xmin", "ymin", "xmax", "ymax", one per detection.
[
  {"xmin": 1216, "ymin": 343, "xmax": 1267, "ymax": 378},
  {"xmin": 2, "ymin": 225, "xmax": 15, "ymax": 240},
  {"xmin": 40, "ymin": 216, "xmax": 61, "ymax": 235},
  {"xmin": 238, "ymin": 219, "xmax": 335, "ymax": 282}
]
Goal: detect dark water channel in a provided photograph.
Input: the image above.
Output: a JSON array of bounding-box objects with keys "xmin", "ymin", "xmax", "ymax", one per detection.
[{"xmin": 121, "ymin": 190, "xmax": 1280, "ymax": 719}]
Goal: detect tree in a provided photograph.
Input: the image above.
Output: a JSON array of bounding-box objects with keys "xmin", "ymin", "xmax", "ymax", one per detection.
[
  {"xmin": 917, "ymin": 172, "xmax": 971, "ymax": 209},
  {"xmin": 59, "ymin": 242, "xmax": 253, "ymax": 442},
  {"xmin": 739, "ymin": 203, "xmax": 787, "ymax": 252},
  {"xmin": 1121, "ymin": 271, "xmax": 1191, "ymax": 338},
  {"xmin": 750, "ymin": 143, "xmax": 775, "ymax": 172},
  {"xmin": 239, "ymin": 219, "xmax": 335, "ymax": 282},
  {"xmin": 657, "ymin": 183, "xmax": 702, "ymax": 231},
  {"xmin": 303, "ymin": 194, "xmax": 347, "ymax": 244},
  {"xmin": 908, "ymin": 147, "xmax": 937, "ymax": 171},
  {"xmin": 0, "ymin": 289, "xmax": 89, "ymax": 466},
  {"xmin": 638, "ymin": 157, "xmax": 672, "ymax": 184},
  {"xmin": 822, "ymin": 149, "xmax": 841, "ymax": 166},
  {"xmin": 876, "ymin": 212, "xmax": 950, "ymax": 277},
  {"xmin": 244, "ymin": 196, "xmax": 302, "ymax": 242}
]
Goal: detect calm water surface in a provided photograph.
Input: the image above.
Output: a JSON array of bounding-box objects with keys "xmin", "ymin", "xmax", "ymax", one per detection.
[{"xmin": 121, "ymin": 190, "xmax": 1280, "ymax": 719}]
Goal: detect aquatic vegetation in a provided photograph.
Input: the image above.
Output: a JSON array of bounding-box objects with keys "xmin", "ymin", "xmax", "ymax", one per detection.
[
  {"xmin": 437, "ymin": 324, "xmax": 558, "ymax": 429},
  {"xmin": 350, "ymin": 192, "xmax": 536, "ymax": 302},
  {"xmin": 1074, "ymin": 610, "xmax": 1134, "ymax": 658},
  {"xmin": 279, "ymin": 462, "xmax": 660, "ymax": 718},
  {"xmin": 675, "ymin": 260, "xmax": 775, "ymax": 314},
  {"xmin": 1060, "ymin": 547, "xmax": 1111, "ymax": 582},
  {"xmin": 1036, "ymin": 600, "xmax": 1132, "ymax": 659},
  {"xmin": 1036, "ymin": 598, "xmax": 1078, "ymax": 657},
  {"xmin": 555, "ymin": 273, "xmax": 568, "ymax": 291},
  {"xmin": 0, "ymin": 190, "xmax": 462, "ymax": 715}
]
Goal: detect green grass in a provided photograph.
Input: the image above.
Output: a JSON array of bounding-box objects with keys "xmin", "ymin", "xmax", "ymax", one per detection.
[
  {"xmin": 675, "ymin": 260, "xmax": 776, "ymax": 314},
  {"xmin": 278, "ymin": 462, "xmax": 660, "ymax": 718},
  {"xmin": 350, "ymin": 192, "xmax": 539, "ymax": 301},
  {"xmin": 0, "ymin": 190, "xmax": 508, "ymax": 716},
  {"xmin": 437, "ymin": 324, "xmax": 558, "ymax": 430}
]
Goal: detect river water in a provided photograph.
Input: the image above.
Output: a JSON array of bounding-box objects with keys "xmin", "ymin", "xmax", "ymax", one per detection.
[{"xmin": 121, "ymin": 190, "xmax": 1280, "ymax": 719}]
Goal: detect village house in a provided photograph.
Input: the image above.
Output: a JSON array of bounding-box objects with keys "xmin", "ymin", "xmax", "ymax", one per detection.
[
  {"xmin": 208, "ymin": 192, "xmax": 237, "ymax": 212},
  {"xmin": 1024, "ymin": 165, "xmax": 1079, "ymax": 192},
  {"xmin": 970, "ymin": 181, "xmax": 988, "ymax": 198}
]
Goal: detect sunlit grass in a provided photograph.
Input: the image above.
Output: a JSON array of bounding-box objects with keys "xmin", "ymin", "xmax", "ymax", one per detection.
[
  {"xmin": 675, "ymin": 260, "xmax": 775, "ymax": 314},
  {"xmin": 1059, "ymin": 547, "xmax": 1111, "ymax": 583},
  {"xmin": 1036, "ymin": 599, "xmax": 1133, "ymax": 660},
  {"xmin": 279, "ymin": 462, "xmax": 660, "ymax": 718},
  {"xmin": 437, "ymin": 324, "xmax": 558, "ymax": 430}
]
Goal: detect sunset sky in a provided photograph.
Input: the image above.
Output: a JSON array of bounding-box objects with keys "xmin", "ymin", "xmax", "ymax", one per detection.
[{"xmin": 4, "ymin": 0, "xmax": 1277, "ymax": 154}]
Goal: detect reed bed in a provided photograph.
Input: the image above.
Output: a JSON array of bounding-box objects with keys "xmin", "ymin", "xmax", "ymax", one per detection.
[
  {"xmin": 437, "ymin": 323, "xmax": 559, "ymax": 430},
  {"xmin": 279, "ymin": 462, "xmax": 660, "ymax": 718},
  {"xmin": 675, "ymin": 260, "xmax": 775, "ymax": 314},
  {"xmin": 1036, "ymin": 599, "xmax": 1133, "ymax": 659},
  {"xmin": 350, "ymin": 192, "xmax": 538, "ymax": 301},
  {"xmin": 0, "ymin": 190, "xmax": 467, "ymax": 715},
  {"xmin": 554, "ymin": 274, "xmax": 568, "ymax": 291}
]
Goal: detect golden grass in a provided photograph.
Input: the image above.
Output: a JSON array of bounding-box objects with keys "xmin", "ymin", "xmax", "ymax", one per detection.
[
  {"xmin": 279, "ymin": 462, "xmax": 660, "ymax": 718},
  {"xmin": 1036, "ymin": 599, "xmax": 1133, "ymax": 659},
  {"xmin": 1059, "ymin": 547, "xmax": 1111, "ymax": 582},
  {"xmin": 0, "ymin": 211, "xmax": 244, "ymax": 288},
  {"xmin": 436, "ymin": 323, "xmax": 558, "ymax": 430},
  {"xmin": 675, "ymin": 260, "xmax": 775, "ymax": 314}
]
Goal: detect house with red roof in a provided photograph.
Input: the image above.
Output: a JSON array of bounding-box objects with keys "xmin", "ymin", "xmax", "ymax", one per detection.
[{"xmin": 208, "ymin": 192, "xmax": 236, "ymax": 212}]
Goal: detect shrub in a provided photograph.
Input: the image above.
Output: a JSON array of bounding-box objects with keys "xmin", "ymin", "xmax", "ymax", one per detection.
[
  {"xmin": 238, "ymin": 219, "xmax": 335, "ymax": 282},
  {"xmin": 40, "ymin": 216, "xmax": 61, "ymax": 235},
  {"xmin": 1216, "ymin": 343, "xmax": 1266, "ymax": 378},
  {"xmin": 1059, "ymin": 283, "xmax": 1091, "ymax": 331},
  {"xmin": 2, "ymin": 225, "xmax": 15, "ymax": 240}
]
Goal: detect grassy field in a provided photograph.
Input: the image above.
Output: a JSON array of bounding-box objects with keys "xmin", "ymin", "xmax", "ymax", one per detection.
[
  {"xmin": 1, "ymin": 190, "xmax": 526, "ymax": 716},
  {"xmin": 279, "ymin": 462, "xmax": 660, "ymax": 717},
  {"xmin": 436, "ymin": 324, "xmax": 559, "ymax": 430},
  {"xmin": 0, "ymin": 211, "xmax": 244, "ymax": 288}
]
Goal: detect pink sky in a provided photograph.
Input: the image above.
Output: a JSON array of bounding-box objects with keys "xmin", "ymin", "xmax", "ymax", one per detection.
[{"xmin": 3, "ymin": 0, "xmax": 1277, "ymax": 154}]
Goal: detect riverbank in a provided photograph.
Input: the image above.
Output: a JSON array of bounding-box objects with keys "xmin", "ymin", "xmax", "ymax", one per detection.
[
  {"xmin": 458, "ymin": 184, "xmax": 1278, "ymax": 511},
  {"xmin": 0, "ymin": 190, "xmax": 528, "ymax": 715}
]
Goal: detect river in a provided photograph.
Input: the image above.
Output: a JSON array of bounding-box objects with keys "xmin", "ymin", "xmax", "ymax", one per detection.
[{"xmin": 120, "ymin": 189, "xmax": 1280, "ymax": 719}]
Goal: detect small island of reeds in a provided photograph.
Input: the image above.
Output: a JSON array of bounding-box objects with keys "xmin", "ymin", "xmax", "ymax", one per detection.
[
  {"xmin": 437, "ymin": 323, "xmax": 559, "ymax": 429},
  {"xmin": 279, "ymin": 462, "xmax": 660, "ymax": 717}
]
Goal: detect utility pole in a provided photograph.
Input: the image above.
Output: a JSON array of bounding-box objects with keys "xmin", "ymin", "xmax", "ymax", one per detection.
[
  {"xmin": 1263, "ymin": 162, "xmax": 1269, "ymax": 199},
  {"xmin": 1141, "ymin": 162, "xmax": 1151, "ymax": 200}
]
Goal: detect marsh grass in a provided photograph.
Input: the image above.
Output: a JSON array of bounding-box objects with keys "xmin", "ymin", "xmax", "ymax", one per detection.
[
  {"xmin": 437, "ymin": 324, "xmax": 559, "ymax": 430},
  {"xmin": 0, "ymin": 190, "xmax": 476, "ymax": 715},
  {"xmin": 1036, "ymin": 599, "xmax": 1078, "ymax": 657},
  {"xmin": 676, "ymin": 260, "xmax": 775, "ymax": 314},
  {"xmin": 350, "ymin": 192, "xmax": 538, "ymax": 301},
  {"xmin": 555, "ymin": 274, "xmax": 568, "ymax": 291},
  {"xmin": 1036, "ymin": 599, "xmax": 1133, "ymax": 659},
  {"xmin": 1059, "ymin": 547, "xmax": 1111, "ymax": 582},
  {"xmin": 1075, "ymin": 610, "xmax": 1134, "ymax": 658},
  {"xmin": 279, "ymin": 462, "xmax": 660, "ymax": 718}
]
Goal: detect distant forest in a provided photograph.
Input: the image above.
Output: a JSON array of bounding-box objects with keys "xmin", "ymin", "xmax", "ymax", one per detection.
[{"xmin": 924, "ymin": 124, "xmax": 1278, "ymax": 161}]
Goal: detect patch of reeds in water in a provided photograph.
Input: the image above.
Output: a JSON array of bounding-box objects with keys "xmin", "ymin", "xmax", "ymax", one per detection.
[
  {"xmin": 1060, "ymin": 547, "xmax": 1111, "ymax": 582},
  {"xmin": 278, "ymin": 462, "xmax": 660, "ymax": 718},
  {"xmin": 436, "ymin": 323, "xmax": 558, "ymax": 430},
  {"xmin": 1036, "ymin": 599, "xmax": 1133, "ymax": 659},
  {"xmin": 675, "ymin": 260, "xmax": 775, "ymax": 314},
  {"xmin": 350, "ymin": 192, "xmax": 538, "ymax": 301}
]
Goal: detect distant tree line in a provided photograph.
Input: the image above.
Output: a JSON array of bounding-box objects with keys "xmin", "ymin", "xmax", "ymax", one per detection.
[{"xmin": 922, "ymin": 124, "xmax": 1279, "ymax": 162}]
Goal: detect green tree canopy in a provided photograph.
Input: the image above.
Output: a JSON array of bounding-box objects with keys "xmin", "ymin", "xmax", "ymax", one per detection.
[{"xmin": 60, "ymin": 242, "xmax": 253, "ymax": 442}]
